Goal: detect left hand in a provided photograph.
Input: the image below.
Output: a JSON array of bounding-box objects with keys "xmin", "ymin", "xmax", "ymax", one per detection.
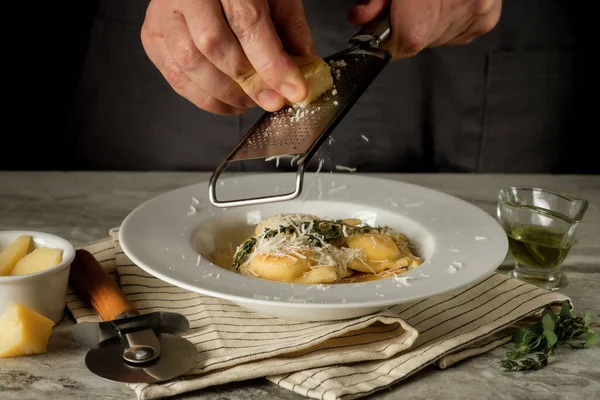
[{"xmin": 347, "ymin": 0, "xmax": 502, "ymax": 59}]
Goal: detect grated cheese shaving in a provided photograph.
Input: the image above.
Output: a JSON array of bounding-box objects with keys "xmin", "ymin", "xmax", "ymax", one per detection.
[
  {"xmin": 187, "ymin": 205, "xmax": 197, "ymax": 216},
  {"xmin": 290, "ymin": 154, "xmax": 301, "ymax": 166},
  {"xmin": 302, "ymin": 158, "xmax": 324, "ymax": 202},
  {"xmin": 393, "ymin": 275, "xmax": 413, "ymax": 287},
  {"xmin": 265, "ymin": 154, "xmax": 295, "ymax": 168},
  {"xmin": 234, "ymin": 214, "xmax": 366, "ymax": 279},
  {"xmin": 335, "ymin": 165, "xmax": 356, "ymax": 172}
]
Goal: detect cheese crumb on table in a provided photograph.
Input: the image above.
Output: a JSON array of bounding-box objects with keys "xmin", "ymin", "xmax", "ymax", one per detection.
[{"xmin": 0, "ymin": 302, "xmax": 55, "ymax": 358}]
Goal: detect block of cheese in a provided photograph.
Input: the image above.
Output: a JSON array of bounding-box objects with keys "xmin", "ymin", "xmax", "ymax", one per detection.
[
  {"xmin": 10, "ymin": 247, "xmax": 63, "ymax": 276},
  {"xmin": 0, "ymin": 302, "xmax": 54, "ymax": 358},
  {"xmin": 286, "ymin": 56, "xmax": 334, "ymax": 108},
  {"xmin": 0, "ymin": 235, "xmax": 32, "ymax": 276}
]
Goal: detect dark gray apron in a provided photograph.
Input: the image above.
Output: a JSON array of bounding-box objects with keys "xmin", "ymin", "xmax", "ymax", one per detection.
[{"xmin": 65, "ymin": 0, "xmax": 580, "ymax": 173}]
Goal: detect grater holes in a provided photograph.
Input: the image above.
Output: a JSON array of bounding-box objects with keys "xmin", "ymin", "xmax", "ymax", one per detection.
[
  {"xmin": 237, "ymin": 53, "xmax": 373, "ymax": 153},
  {"xmin": 239, "ymin": 107, "xmax": 323, "ymax": 151}
]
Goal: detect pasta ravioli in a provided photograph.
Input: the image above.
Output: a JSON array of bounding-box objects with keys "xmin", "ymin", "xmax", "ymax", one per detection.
[{"xmin": 218, "ymin": 213, "xmax": 423, "ymax": 284}]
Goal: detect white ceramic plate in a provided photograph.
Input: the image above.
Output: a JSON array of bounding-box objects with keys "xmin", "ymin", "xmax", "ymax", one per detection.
[{"xmin": 119, "ymin": 173, "xmax": 508, "ymax": 321}]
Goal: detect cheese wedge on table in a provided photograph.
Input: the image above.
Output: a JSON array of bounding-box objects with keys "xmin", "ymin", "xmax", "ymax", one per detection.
[
  {"xmin": 286, "ymin": 56, "xmax": 334, "ymax": 108},
  {"xmin": 0, "ymin": 302, "xmax": 54, "ymax": 358},
  {"xmin": 10, "ymin": 247, "xmax": 63, "ymax": 276},
  {"xmin": 0, "ymin": 235, "xmax": 32, "ymax": 276}
]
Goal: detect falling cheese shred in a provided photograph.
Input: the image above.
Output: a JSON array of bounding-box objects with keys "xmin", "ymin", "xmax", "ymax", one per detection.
[{"xmin": 335, "ymin": 165, "xmax": 357, "ymax": 172}]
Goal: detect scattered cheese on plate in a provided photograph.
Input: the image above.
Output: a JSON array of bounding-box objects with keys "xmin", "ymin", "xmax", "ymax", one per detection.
[{"xmin": 0, "ymin": 302, "xmax": 54, "ymax": 358}]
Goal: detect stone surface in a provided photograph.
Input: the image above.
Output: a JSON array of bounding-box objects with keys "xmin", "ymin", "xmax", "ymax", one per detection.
[{"xmin": 1, "ymin": 172, "xmax": 599, "ymax": 400}]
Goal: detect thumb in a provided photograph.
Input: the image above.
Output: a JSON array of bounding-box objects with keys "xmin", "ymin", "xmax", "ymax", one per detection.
[{"xmin": 347, "ymin": 0, "xmax": 390, "ymax": 26}]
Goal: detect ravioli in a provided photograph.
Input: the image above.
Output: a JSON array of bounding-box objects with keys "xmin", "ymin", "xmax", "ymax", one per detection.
[{"xmin": 222, "ymin": 214, "xmax": 423, "ymax": 285}]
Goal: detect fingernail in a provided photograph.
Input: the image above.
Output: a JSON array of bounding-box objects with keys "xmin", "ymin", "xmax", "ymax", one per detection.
[
  {"xmin": 257, "ymin": 89, "xmax": 282, "ymax": 109},
  {"xmin": 279, "ymin": 83, "xmax": 299, "ymax": 101}
]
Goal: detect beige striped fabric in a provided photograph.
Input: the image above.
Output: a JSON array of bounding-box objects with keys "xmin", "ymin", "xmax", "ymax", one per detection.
[{"xmin": 65, "ymin": 229, "xmax": 571, "ymax": 400}]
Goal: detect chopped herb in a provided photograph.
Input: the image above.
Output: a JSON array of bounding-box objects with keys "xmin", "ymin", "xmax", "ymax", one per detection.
[
  {"xmin": 232, "ymin": 237, "xmax": 256, "ymax": 270},
  {"xmin": 500, "ymin": 301, "xmax": 599, "ymax": 371}
]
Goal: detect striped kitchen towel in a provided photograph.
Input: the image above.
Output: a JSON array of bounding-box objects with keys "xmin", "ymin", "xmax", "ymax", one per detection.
[{"xmin": 65, "ymin": 229, "xmax": 570, "ymax": 400}]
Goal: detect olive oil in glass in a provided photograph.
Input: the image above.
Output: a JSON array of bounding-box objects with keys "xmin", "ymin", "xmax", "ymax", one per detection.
[
  {"xmin": 497, "ymin": 186, "xmax": 588, "ymax": 291},
  {"xmin": 507, "ymin": 225, "xmax": 572, "ymax": 270}
]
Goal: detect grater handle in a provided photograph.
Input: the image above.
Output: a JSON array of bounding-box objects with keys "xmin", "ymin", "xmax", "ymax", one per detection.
[
  {"xmin": 349, "ymin": 12, "xmax": 392, "ymax": 48},
  {"xmin": 208, "ymin": 161, "xmax": 306, "ymax": 207}
]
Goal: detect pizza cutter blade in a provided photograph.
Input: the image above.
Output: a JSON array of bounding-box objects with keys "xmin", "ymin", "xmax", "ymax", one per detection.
[
  {"xmin": 84, "ymin": 332, "xmax": 198, "ymax": 383},
  {"xmin": 68, "ymin": 249, "xmax": 198, "ymax": 383}
]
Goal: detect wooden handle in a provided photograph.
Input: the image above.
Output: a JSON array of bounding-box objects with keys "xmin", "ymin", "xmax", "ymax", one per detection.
[{"xmin": 69, "ymin": 249, "xmax": 138, "ymax": 321}]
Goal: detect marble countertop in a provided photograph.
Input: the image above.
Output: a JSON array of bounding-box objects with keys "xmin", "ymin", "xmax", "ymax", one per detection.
[{"xmin": 1, "ymin": 172, "xmax": 599, "ymax": 399}]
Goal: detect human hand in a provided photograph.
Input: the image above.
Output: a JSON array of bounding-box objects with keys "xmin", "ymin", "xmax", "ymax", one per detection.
[
  {"xmin": 141, "ymin": 0, "xmax": 315, "ymax": 115},
  {"xmin": 348, "ymin": 0, "xmax": 502, "ymax": 59}
]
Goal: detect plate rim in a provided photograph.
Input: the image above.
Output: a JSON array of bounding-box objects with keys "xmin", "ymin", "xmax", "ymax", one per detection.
[{"xmin": 119, "ymin": 173, "xmax": 508, "ymax": 309}]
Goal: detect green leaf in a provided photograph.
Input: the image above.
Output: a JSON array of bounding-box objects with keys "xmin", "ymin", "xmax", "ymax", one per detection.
[
  {"xmin": 500, "ymin": 359, "xmax": 518, "ymax": 371},
  {"xmin": 501, "ymin": 302, "xmax": 599, "ymax": 373},
  {"xmin": 544, "ymin": 330, "xmax": 558, "ymax": 347},
  {"xmin": 529, "ymin": 334, "xmax": 545, "ymax": 351},
  {"xmin": 569, "ymin": 342, "xmax": 587, "ymax": 350},
  {"xmin": 530, "ymin": 322, "xmax": 545, "ymax": 336},
  {"xmin": 542, "ymin": 314, "xmax": 556, "ymax": 332},
  {"xmin": 543, "ymin": 308, "xmax": 558, "ymax": 324},
  {"xmin": 513, "ymin": 328, "xmax": 528, "ymax": 344},
  {"xmin": 560, "ymin": 302, "xmax": 572, "ymax": 319}
]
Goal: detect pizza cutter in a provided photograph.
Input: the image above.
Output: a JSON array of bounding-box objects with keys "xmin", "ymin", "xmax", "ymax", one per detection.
[{"xmin": 68, "ymin": 249, "xmax": 198, "ymax": 383}]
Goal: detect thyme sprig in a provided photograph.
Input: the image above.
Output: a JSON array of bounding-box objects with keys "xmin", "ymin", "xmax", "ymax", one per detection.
[
  {"xmin": 232, "ymin": 219, "xmax": 390, "ymax": 270},
  {"xmin": 500, "ymin": 301, "xmax": 600, "ymax": 372}
]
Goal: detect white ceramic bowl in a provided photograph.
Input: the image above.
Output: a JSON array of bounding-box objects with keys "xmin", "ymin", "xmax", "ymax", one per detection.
[
  {"xmin": 120, "ymin": 173, "xmax": 508, "ymax": 321},
  {"xmin": 0, "ymin": 230, "xmax": 76, "ymax": 324}
]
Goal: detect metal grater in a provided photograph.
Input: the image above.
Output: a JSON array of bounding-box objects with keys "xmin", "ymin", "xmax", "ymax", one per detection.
[{"xmin": 209, "ymin": 15, "xmax": 392, "ymax": 207}]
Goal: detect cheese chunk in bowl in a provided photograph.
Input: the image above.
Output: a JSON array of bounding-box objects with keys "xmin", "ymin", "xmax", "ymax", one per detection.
[{"xmin": 0, "ymin": 231, "xmax": 75, "ymax": 324}]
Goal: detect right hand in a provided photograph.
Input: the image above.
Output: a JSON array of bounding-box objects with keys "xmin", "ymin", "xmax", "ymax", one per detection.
[{"xmin": 141, "ymin": 0, "xmax": 316, "ymax": 115}]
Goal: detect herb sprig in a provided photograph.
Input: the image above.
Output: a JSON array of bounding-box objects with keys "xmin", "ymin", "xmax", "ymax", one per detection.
[
  {"xmin": 500, "ymin": 301, "xmax": 599, "ymax": 372},
  {"xmin": 232, "ymin": 219, "xmax": 390, "ymax": 270}
]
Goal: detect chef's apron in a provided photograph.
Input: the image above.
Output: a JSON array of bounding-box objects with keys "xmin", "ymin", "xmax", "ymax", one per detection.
[{"xmin": 65, "ymin": 0, "xmax": 579, "ymax": 173}]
